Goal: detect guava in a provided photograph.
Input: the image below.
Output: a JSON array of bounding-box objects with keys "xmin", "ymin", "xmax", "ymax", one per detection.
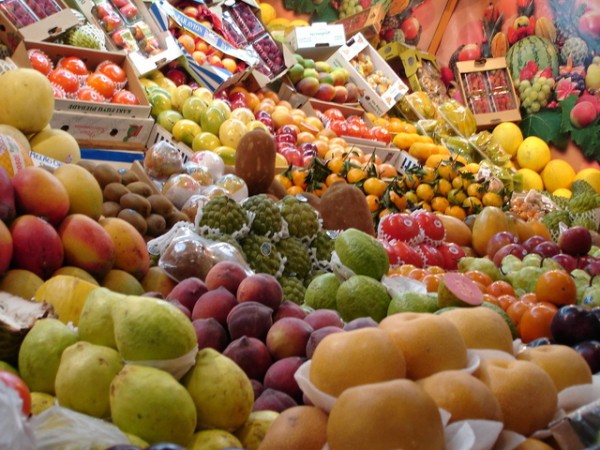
[
  {"xmin": 113, "ymin": 295, "xmax": 197, "ymax": 361},
  {"xmin": 78, "ymin": 287, "xmax": 125, "ymax": 349},
  {"xmin": 54, "ymin": 341, "xmax": 123, "ymax": 418},
  {"xmin": 110, "ymin": 364, "xmax": 197, "ymax": 445},
  {"xmin": 182, "ymin": 348, "xmax": 254, "ymax": 432},
  {"xmin": 18, "ymin": 318, "xmax": 78, "ymax": 394}
]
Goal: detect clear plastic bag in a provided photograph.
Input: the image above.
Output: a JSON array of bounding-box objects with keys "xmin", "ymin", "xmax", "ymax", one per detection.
[{"xmin": 30, "ymin": 405, "xmax": 129, "ymax": 450}]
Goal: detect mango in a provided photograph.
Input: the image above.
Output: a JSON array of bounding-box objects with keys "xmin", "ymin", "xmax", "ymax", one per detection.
[
  {"xmin": 0, "ymin": 219, "xmax": 12, "ymax": 274},
  {"xmin": 101, "ymin": 269, "xmax": 145, "ymax": 295},
  {"xmin": 58, "ymin": 213, "xmax": 116, "ymax": 279},
  {"xmin": 140, "ymin": 266, "xmax": 177, "ymax": 298},
  {"xmin": 99, "ymin": 217, "xmax": 150, "ymax": 280},
  {"xmin": 53, "ymin": 163, "xmax": 103, "ymax": 220},
  {"xmin": 0, "ymin": 269, "xmax": 43, "ymax": 299}
]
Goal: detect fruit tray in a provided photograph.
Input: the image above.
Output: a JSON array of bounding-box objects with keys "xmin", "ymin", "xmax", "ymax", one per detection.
[
  {"xmin": 21, "ymin": 0, "xmax": 61, "ymax": 19},
  {"xmin": 456, "ymin": 58, "xmax": 521, "ymax": 128},
  {"xmin": 0, "ymin": 0, "xmax": 37, "ymax": 28},
  {"xmin": 251, "ymin": 33, "xmax": 285, "ymax": 77},
  {"xmin": 227, "ymin": 1, "xmax": 263, "ymax": 42}
]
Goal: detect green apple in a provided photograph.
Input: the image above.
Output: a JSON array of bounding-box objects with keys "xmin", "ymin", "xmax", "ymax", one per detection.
[
  {"xmin": 172, "ymin": 119, "xmax": 202, "ymax": 147},
  {"xmin": 156, "ymin": 110, "xmax": 183, "ymax": 133},
  {"xmin": 192, "ymin": 132, "xmax": 221, "ymax": 152},
  {"xmin": 170, "ymin": 84, "xmax": 193, "ymax": 112},
  {"xmin": 200, "ymin": 106, "xmax": 225, "ymax": 135},
  {"xmin": 182, "ymin": 96, "xmax": 209, "ymax": 124},
  {"xmin": 193, "ymin": 86, "xmax": 214, "ymax": 104},
  {"xmin": 148, "ymin": 91, "xmax": 172, "ymax": 118},
  {"xmin": 213, "ymin": 145, "xmax": 236, "ymax": 166}
]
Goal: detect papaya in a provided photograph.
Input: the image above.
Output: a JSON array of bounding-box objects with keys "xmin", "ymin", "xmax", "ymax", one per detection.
[
  {"xmin": 490, "ymin": 32, "xmax": 509, "ymax": 57},
  {"xmin": 235, "ymin": 129, "xmax": 276, "ymax": 196},
  {"xmin": 437, "ymin": 214, "xmax": 472, "ymax": 247},
  {"xmin": 471, "ymin": 206, "xmax": 511, "ymax": 256}
]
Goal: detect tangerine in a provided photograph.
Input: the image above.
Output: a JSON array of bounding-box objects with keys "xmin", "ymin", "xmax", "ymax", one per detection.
[{"xmin": 535, "ymin": 270, "xmax": 577, "ymax": 306}]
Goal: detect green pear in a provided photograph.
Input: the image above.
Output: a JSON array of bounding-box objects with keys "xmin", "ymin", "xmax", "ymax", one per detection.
[
  {"xmin": 54, "ymin": 341, "xmax": 123, "ymax": 418},
  {"xmin": 457, "ymin": 257, "xmax": 502, "ymax": 281},
  {"xmin": 113, "ymin": 295, "xmax": 197, "ymax": 362},
  {"xmin": 110, "ymin": 365, "xmax": 196, "ymax": 445},
  {"xmin": 182, "ymin": 348, "xmax": 254, "ymax": 432},
  {"xmin": 78, "ymin": 287, "xmax": 126, "ymax": 349},
  {"xmin": 18, "ymin": 318, "xmax": 78, "ymax": 394}
]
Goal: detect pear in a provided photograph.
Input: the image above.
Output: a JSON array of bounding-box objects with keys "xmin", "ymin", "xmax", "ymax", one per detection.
[
  {"xmin": 18, "ymin": 318, "xmax": 78, "ymax": 394},
  {"xmin": 112, "ymin": 295, "xmax": 197, "ymax": 362},
  {"xmin": 110, "ymin": 364, "xmax": 197, "ymax": 445},
  {"xmin": 77, "ymin": 287, "xmax": 125, "ymax": 349},
  {"xmin": 54, "ymin": 341, "xmax": 123, "ymax": 418},
  {"xmin": 182, "ymin": 348, "xmax": 254, "ymax": 432}
]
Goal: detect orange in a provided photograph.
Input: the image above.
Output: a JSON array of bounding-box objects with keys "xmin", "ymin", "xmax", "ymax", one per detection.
[
  {"xmin": 416, "ymin": 183, "xmax": 434, "ymax": 202},
  {"xmin": 274, "ymin": 174, "xmax": 292, "ymax": 190},
  {"xmin": 377, "ymin": 163, "xmax": 398, "ymax": 178},
  {"xmin": 431, "ymin": 196, "xmax": 449, "ymax": 213},
  {"xmin": 507, "ymin": 299, "xmax": 532, "ymax": 327},
  {"xmin": 346, "ymin": 167, "xmax": 367, "ymax": 184},
  {"xmin": 327, "ymin": 156, "xmax": 344, "ymax": 174},
  {"xmin": 309, "ymin": 327, "xmax": 406, "ymax": 398},
  {"xmin": 287, "ymin": 185, "xmax": 304, "ymax": 195},
  {"xmin": 519, "ymin": 302, "xmax": 558, "ymax": 343},
  {"xmin": 365, "ymin": 194, "xmax": 380, "ymax": 212},
  {"xmin": 291, "ymin": 169, "xmax": 308, "ymax": 188},
  {"xmin": 445, "ymin": 205, "xmax": 467, "ymax": 220},
  {"xmin": 463, "ymin": 270, "xmax": 493, "ymax": 287},
  {"xmin": 486, "ymin": 280, "xmax": 515, "ymax": 298},
  {"xmin": 535, "ymin": 270, "xmax": 577, "ymax": 306},
  {"xmin": 325, "ymin": 173, "xmax": 346, "ymax": 187},
  {"xmin": 363, "ymin": 177, "xmax": 387, "ymax": 197}
]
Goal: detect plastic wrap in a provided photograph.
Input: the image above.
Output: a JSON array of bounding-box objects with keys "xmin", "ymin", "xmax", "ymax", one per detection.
[
  {"xmin": 143, "ymin": 140, "xmax": 185, "ymax": 180},
  {"xmin": 0, "ymin": 383, "xmax": 36, "ymax": 450},
  {"xmin": 0, "ymin": 0, "xmax": 37, "ymax": 27},
  {"xmin": 415, "ymin": 59, "xmax": 449, "ymax": 106}
]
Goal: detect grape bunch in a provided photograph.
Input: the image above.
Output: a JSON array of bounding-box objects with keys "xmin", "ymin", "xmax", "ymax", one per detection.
[
  {"xmin": 515, "ymin": 75, "xmax": 555, "ymax": 115},
  {"xmin": 337, "ymin": 0, "xmax": 363, "ymax": 19}
]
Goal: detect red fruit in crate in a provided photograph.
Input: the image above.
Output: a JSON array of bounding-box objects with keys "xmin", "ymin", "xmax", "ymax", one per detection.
[
  {"xmin": 323, "ymin": 108, "xmax": 344, "ymax": 122},
  {"xmin": 111, "ymin": 89, "xmax": 140, "ymax": 105},
  {"xmin": 346, "ymin": 122, "xmax": 362, "ymax": 138},
  {"xmin": 390, "ymin": 240, "xmax": 425, "ymax": 267},
  {"xmin": 119, "ymin": 3, "xmax": 138, "ymax": 20},
  {"xmin": 86, "ymin": 72, "xmax": 116, "ymax": 99},
  {"xmin": 371, "ymin": 126, "xmax": 391, "ymax": 144},
  {"xmin": 329, "ymin": 120, "xmax": 347, "ymax": 136},
  {"xmin": 97, "ymin": 62, "xmax": 127, "ymax": 84},
  {"xmin": 377, "ymin": 213, "xmax": 423, "ymax": 245},
  {"xmin": 28, "ymin": 50, "xmax": 52, "ymax": 76},
  {"xmin": 412, "ymin": 210, "xmax": 446, "ymax": 245},
  {"xmin": 48, "ymin": 68, "xmax": 79, "ymax": 95},
  {"xmin": 77, "ymin": 86, "xmax": 106, "ymax": 103},
  {"xmin": 58, "ymin": 56, "xmax": 89, "ymax": 77}
]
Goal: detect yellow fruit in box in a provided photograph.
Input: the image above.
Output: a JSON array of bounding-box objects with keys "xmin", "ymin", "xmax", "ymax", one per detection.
[
  {"xmin": 553, "ymin": 188, "xmax": 572, "ymax": 199},
  {"xmin": 491, "ymin": 122, "xmax": 523, "ymax": 157},
  {"xmin": 438, "ymin": 99, "xmax": 477, "ymax": 137},
  {"xmin": 516, "ymin": 136, "xmax": 551, "ymax": 172},
  {"xmin": 541, "ymin": 159, "xmax": 576, "ymax": 193},
  {"xmin": 29, "ymin": 128, "xmax": 81, "ymax": 163},
  {"xmin": 258, "ymin": 2, "xmax": 276, "ymax": 25},
  {"xmin": 266, "ymin": 18, "xmax": 290, "ymax": 33},
  {"xmin": 517, "ymin": 168, "xmax": 544, "ymax": 191}
]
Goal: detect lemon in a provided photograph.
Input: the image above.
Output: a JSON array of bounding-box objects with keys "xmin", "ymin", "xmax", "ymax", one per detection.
[
  {"xmin": 266, "ymin": 18, "xmax": 290, "ymax": 32},
  {"xmin": 258, "ymin": 2, "xmax": 276, "ymax": 25},
  {"xmin": 574, "ymin": 168, "xmax": 600, "ymax": 193},
  {"xmin": 541, "ymin": 159, "xmax": 576, "ymax": 193},
  {"xmin": 553, "ymin": 188, "xmax": 572, "ymax": 199},
  {"xmin": 492, "ymin": 122, "xmax": 523, "ymax": 156},
  {"xmin": 517, "ymin": 168, "xmax": 544, "ymax": 191},
  {"xmin": 516, "ymin": 136, "xmax": 551, "ymax": 172}
]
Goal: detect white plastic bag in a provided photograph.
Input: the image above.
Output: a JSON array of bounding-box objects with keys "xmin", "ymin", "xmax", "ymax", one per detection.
[{"xmin": 0, "ymin": 383, "xmax": 36, "ymax": 450}]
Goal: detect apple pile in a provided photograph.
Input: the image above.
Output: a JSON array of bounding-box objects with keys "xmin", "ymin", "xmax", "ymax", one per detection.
[
  {"xmin": 288, "ymin": 54, "xmax": 359, "ymax": 104},
  {"xmin": 163, "ymin": 260, "xmax": 358, "ymax": 412}
]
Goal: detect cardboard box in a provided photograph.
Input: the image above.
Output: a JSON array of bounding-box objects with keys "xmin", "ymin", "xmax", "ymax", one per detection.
[
  {"xmin": 66, "ymin": 0, "xmax": 181, "ymax": 76},
  {"xmin": 456, "ymin": 57, "xmax": 521, "ymax": 128},
  {"xmin": 12, "ymin": 40, "xmax": 151, "ymax": 119},
  {"xmin": 51, "ymin": 110, "xmax": 154, "ymax": 150},
  {"xmin": 149, "ymin": 0, "xmax": 256, "ymax": 93},
  {"xmin": 0, "ymin": 0, "xmax": 79, "ymax": 51},
  {"xmin": 360, "ymin": 145, "xmax": 421, "ymax": 174},
  {"xmin": 80, "ymin": 147, "xmax": 145, "ymax": 170},
  {"xmin": 277, "ymin": 77, "xmax": 361, "ymax": 111},
  {"xmin": 334, "ymin": 4, "xmax": 386, "ymax": 45},
  {"xmin": 284, "ymin": 23, "xmax": 346, "ymax": 61},
  {"xmin": 327, "ymin": 33, "xmax": 408, "ymax": 116},
  {"xmin": 379, "ymin": 41, "xmax": 449, "ymax": 105}
]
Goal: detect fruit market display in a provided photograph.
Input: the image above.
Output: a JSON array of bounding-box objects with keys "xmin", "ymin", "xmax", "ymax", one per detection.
[{"xmin": 1, "ymin": 0, "xmax": 600, "ymax": 449}]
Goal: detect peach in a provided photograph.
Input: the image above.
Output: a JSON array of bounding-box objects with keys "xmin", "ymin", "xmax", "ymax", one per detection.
[
  {"xmin": 167, "ymin": 276, "xmax": 208, "ymax": 311},
  {"xmin": 0, "ymin": 219, "xmax": 12, "ymax": 274},
  {"xmin": 266, "ymin": 317, "xmax": 313, "ymax": 360},
  {"xmin": 237, "ymin": 273, "xmax": 283, "ymax": 311},
  {"xmin": 10, "ymin": 215, "xmax": 63, "ymax": 279},
  {"xmin": 263, "ymin": 356, "xmax": 306, "ymax": 401},
  {"xmin": 12, "ymin": 166, "xmax": 69, "ymax": 226},
  {"xmin": 204, "ymin": 260, "xmax": 248, "ymax": 296},
  {"xmin": 570, "ymin": 101, "xmax": 598, "ymax": 128},
  {"xmin": 58, "ymin": 213, "xmax": 115, "ymax": 279}
]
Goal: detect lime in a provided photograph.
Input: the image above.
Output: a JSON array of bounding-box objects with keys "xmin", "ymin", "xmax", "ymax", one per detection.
[
  {"xmin": 387, "ymin": 291, "xmax": 439, "ymax": 315},
  {"xmin": 304, "ymin": 273, "xmax": 341, "ymax": 310},
  {"xmin": 336, "ymin": 275, "xmax": 391, "ymax": 322}
]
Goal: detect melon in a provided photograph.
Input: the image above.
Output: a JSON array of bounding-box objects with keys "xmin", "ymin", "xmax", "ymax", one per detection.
[
  {"xmin": 506, "ymin": 36, "xmax": 559, "ymax": 81},
  {"xmin": 0, "ymin": 68, "xmax": 55, "ymax": 134},
  {"xmin": 29, "ymin": 128, "xmax": 81, "ymax": 163}
]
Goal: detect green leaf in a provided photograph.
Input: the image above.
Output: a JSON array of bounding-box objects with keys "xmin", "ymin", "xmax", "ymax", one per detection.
[
  {"xmin": 571, "ymin": 125, "xmax": 600, "ymax": 161},
  {"xmin": 559, "ymin": 94, "xmax": 578, "ymax": 135},
  {"xmin": 313, "ymin": 2, "xmax": 338, "ymax": 21},
  {"xmin": 284, "ymin": 0, "xmax": 302, "ymax": 12},
  {"xmin": 519, "ymin": 108, "xmax": 568, "ymax": 149}
]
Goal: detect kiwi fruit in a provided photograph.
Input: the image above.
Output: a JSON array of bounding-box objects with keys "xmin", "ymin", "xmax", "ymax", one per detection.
[
  {"xmin": 165, "ymin": 210, "xmax": 190, "ymax": 228},
  {"xmin": 77, "ymin": 159, "xmax": 97, "ymax": 173},
  {"xmin": 103, "ymin": 182, "xmax": 130, "ymax": 203},
  {"xmin": 101, "ymin": 201, "xmax": 122, "ymax": 218},
  {"xmin": 147, "ymin": 194, "xmax": 175, "ymax": 216},
  {"xmin": 93, "ymin": 163, "xmax": 122, "ymax": 188},
  {"xmin": 118, "ymin": 168, "xmax": 139, "ymax": 185},
  {"xmin": 120, "ymin": 193, "xmax": 152, "ymax": 217},
  {"xmin": 146, "ymin": 214, "xmax": 167, "ymax": 237},
  {"xmin": 118, "ymin": 208, "xmax": 148, "ymax": 236},
  {"xmin": 126, "ymin": 181, "xmax": 153, "ymax": 198}
]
